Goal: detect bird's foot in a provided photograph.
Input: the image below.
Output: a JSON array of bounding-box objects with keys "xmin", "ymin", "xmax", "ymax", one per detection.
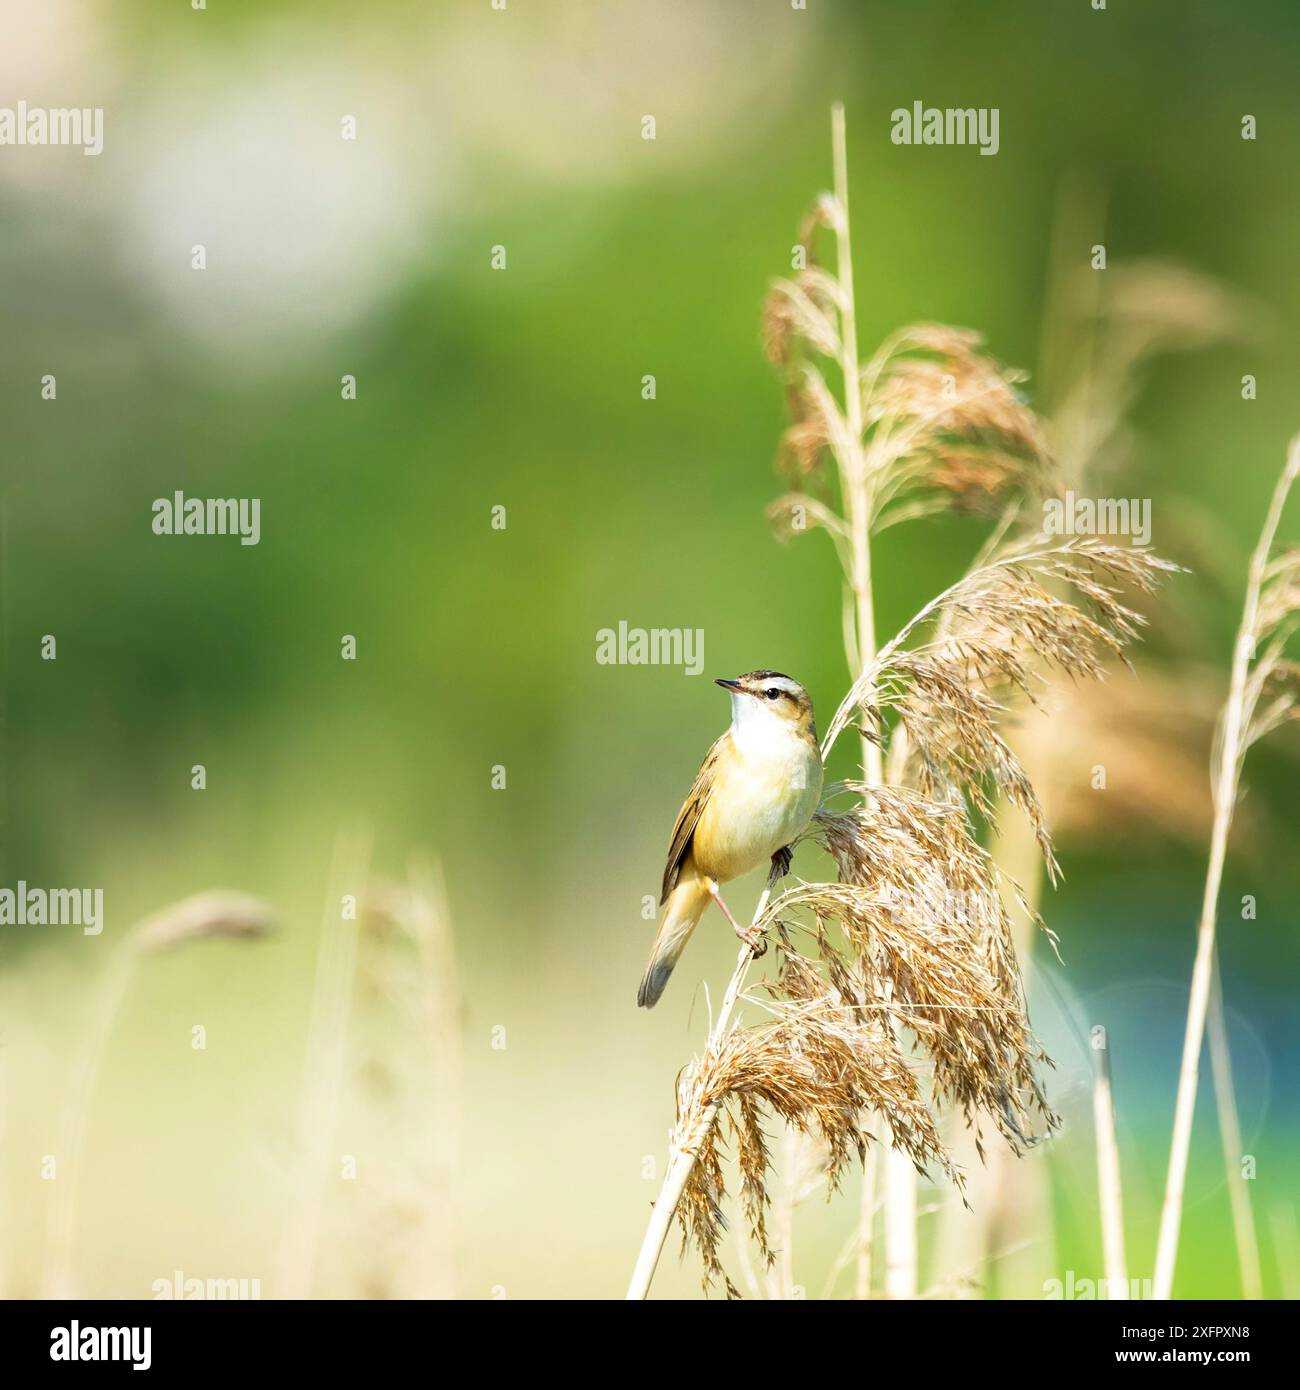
[
  {"xmin": 737, "ymin": 923, "xmax": 768, "ymax": 957},
  {"xmin": 710, "ymin": 883, "xmax": 767, "ymax": 956}
]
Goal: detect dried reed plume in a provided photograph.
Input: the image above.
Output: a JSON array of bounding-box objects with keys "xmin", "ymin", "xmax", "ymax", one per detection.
[
  {"xmin": 628, "ymin": 108, "xmax": 1173, "ymax": 1299},
  {"xmin": 1153, "ymin": 437, "xmax": 1300, "ymax": 1299},
  {"xmin": 1031, "ymin": 669, "xmax": 1218, "ymax": 841},
  {"xmin": 822, "ymin": 535, "xmax": 1175, "ymax": 876},
  {"xmin": 42, "ymin": 891, "xmax": 273, "ymax": 1298}
]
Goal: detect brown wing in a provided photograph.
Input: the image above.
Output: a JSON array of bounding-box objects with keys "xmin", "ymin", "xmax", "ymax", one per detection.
[{"xmin": 660, "ymin": 732, "xmax": 728, "ymax": 904}]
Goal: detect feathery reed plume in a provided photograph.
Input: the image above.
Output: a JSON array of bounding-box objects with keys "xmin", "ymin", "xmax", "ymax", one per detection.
[
  {"xmin": 1050, "ymin": 259, "xmax": 1253, "ymax": 486},
  {"xmin": 822, "ymin": 536, "xmax": 1176, "ymax": 869},
  {"xmin": 1153, "ymin": 439, "xmax": 1300, "ymax": 1299},
  {"xmin": 675, "ymin": 959, "xmax": 952, "ymax": 1297},
  {"xmin": 130, "ymin": 890, "xmax": 271, "ymax": 954},
  {"xmin": 42, "ymin": 891, "xmax": 273, "ymax": 1297},
  {"xmin": 814, "ymin": 786, "xmax": 1054, "ymax": 1150},
  {"xmin": 1092, "ymin": 1033, "xmax": 1128, "ymax": 1298},
  {"xmin": 1033, "ymin": 670, "xmax": 1218, "ymax": 840}
]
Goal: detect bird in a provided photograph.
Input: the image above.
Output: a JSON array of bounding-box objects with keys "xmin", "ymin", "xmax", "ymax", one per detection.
[{"xmin": 637, "ymin": 670, "xmax": 824, "ymax": 1009}]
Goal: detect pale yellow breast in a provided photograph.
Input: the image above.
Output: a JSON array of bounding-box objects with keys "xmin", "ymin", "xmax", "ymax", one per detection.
[{"xmin": 693, "ymin": 728, "xmax": 823, "ymax": 884}]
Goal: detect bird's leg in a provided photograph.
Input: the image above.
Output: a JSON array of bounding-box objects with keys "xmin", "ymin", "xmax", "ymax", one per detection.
[
  {"xmin": 709, "ymin": 881, "xmax": 767, "ymax": 957},
  {"xmin": 770, "ymin": 846, "xmax": 793, "ymax": 883}
]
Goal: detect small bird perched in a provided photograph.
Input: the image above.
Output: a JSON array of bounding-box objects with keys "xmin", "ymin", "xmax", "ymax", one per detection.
[{"xmin": 637, "ymin": 670, "xmax": 824, "ymax": 1008}]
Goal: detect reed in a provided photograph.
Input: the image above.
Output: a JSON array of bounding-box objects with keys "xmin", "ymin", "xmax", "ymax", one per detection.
[
  {"xmin": 1092, "ymin": 1034, "xmax": 1128, "ymax": 1297},
  {"xmin": 351, "ymin": 858, "xmax": 462, "ymax": 1298},
  {"xmin": 1153, "ymin": 439, "xmax": 1300, "ymax": 1299},
  {"xmin": 932, "ymin": 242, "xmax": 1247, "ymax": 1299},
  {"xmin": 626, "ymin": 108, "xmax": 1173, "ymax": 1298},
  {"xmin": 274, "ymin": 832, "xmax": 370, "ymax": 1299},
  {"xmin": 41, "ymin": 891, "xmax": 271, "ymax": 1298},
  {"xmin": 1206, "ymin": 959, "xmax": 1262, "ymax": 1298}
]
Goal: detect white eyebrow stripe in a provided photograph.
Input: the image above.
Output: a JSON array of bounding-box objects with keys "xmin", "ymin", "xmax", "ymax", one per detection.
[{"xmin": 747, "ymin": 676, "xmax": 802, "ymax": 698}]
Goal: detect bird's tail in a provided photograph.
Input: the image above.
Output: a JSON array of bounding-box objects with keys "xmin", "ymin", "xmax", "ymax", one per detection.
[{"xmin": 637, "ymin": 871, "xmax": 711, "ymax": 1009}]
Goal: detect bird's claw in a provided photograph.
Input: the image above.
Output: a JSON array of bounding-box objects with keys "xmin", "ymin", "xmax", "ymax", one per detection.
[{"xmin": 737, "ymin": 925, "xmax": 768, "ymax": 957}]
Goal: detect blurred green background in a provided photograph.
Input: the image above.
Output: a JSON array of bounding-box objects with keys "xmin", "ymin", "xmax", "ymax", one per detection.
[{"xmin": 2, "ymin": 0, "xmax": 1298, "ymax": 1299}]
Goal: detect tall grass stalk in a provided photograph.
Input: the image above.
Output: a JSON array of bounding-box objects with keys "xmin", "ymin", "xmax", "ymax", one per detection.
[
  {"xmin": 1153, "ymin": 440, "xmax": 1300, "ymax": 1299},
  {"xmin": 41, "ymin": 892, "xmax": 271, "ymax": 1298},
  {"xmin": 42, "ymin": 954, "xmax": 135, "ymax": 1298},
  {"xmin": 854, "ymin": 1123, "xmax": 879, "ymax": 1297},
  {"xmin": 354, "ymin": 858, "xmax": 462, "ymax": 1297},
  {"xmin": 1206, "ymin": 959, "xmax": 1262, "ymax": 1298},
  {"xmin": 1092, "ymin": 1037, "xmax": 1128, "ymax": 1297},
  {"xmin": 274, "ymin": 832, "xmax": 369, "ymax": 1298},
  {"xmin": 828, "ymin": 100, "xmax": 918, "ymax": 1299}
]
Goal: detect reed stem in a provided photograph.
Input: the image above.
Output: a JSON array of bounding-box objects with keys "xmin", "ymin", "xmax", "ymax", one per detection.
[
  {"xmin": 1206, "ymin": 954, "xmax": 1262, "ymax": 1298},
  {"xmin": 274, "ymin": 833, "xmax": 368, "ymax": 1298},
  {"xmin": 831, "ymin": 99, "xmax": 917, "ymax": 1301},
  {"xmin": 1092, "ymin": 1038, "xmax": 1128, "ymax": 1297},
  {"xmin": 625, "ymin": 886, "xmax": 774, "ymax": 1300}
]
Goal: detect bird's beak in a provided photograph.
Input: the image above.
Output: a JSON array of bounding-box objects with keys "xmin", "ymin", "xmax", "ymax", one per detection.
[{"xmin": 714, "ymin": 677, "xmax": 743, "ymax": 692}]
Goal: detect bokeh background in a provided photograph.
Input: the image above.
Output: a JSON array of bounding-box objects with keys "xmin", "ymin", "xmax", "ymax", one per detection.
[{"xmin": 2, "ymin": 0, "xmax": 1298, "ymax": 1300}]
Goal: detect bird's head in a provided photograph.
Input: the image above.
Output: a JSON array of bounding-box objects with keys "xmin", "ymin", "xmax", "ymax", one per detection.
[{"xmin": 714, "ymin": 670, "xmax": 817, "ymax": 738}]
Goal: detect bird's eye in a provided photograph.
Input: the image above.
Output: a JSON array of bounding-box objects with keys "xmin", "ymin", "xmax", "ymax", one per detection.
[{"xmin": 766, "ymin": 688, "xmax": 780, "ymax": 700}]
